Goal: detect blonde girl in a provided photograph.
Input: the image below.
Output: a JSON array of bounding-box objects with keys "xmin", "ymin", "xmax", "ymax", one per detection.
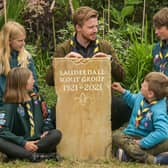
[{"xmin": 0, "ymin": 21, "xmax": 38, "ymax": 106}]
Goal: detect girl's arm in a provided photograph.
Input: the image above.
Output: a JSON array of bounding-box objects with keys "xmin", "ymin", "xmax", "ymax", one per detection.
[{"xmin": 0, "ymin": 108, "xmax": 27, "ymax": 147}]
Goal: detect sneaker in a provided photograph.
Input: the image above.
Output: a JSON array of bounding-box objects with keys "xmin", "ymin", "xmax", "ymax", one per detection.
[
  {"xmin": 156, "ymin": 152, "xmax": 168, "ymax": 165},
  {"xmin": 115, "ymin": 148, "xmax": 129, "ymax": 162},
  {"xmin": 31, "ymin": 152, "xmax": 57, "ymax": 162}
]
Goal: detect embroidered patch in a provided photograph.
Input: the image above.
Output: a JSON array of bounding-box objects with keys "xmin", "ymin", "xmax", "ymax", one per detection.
[
  {"xmin": 0, "ymin": 119, "xmax": 6, "ymax": 125},
  {"xmin": 0, "ymin": 113, "xmax": 5, "ymax": 119},
  {"xmin": 34, "ymin": 100, "xmax": 38, "ymax": 105},
  {"xmin": 144, "ymin": 121, "xmax": 148, "ymax": 127},
  {"xmin": 154, "ymin": 54, "xmax": 160, "ymax": 63},
  {"xmin": 17, "ymin": 104, "xmax": 25, "ymax": 116},
  {"xmin": 146, "ymin": 112, "xmax": 152, "ymax": 120}
]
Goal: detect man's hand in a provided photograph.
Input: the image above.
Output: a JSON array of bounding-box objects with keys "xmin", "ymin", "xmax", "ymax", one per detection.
[
  {"xmin": 65, "ymin": 52, "xmax": 83, "ymax": 58},
  {"xmin": 93, "ymin": 52, "xmax": 111, "ymax": 58},
  {"xmin": 24, "ymin": 140, "xmax": 39, "ymax": 152}
]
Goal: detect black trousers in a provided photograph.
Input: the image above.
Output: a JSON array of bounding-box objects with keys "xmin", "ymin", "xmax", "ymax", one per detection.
[
  {"xmin": 111, "ymin": 94, "xmax": 131, "ymax": 130},
  {"xmin": 0, "ymin": 129, "xmax": 62, "ymax": 160}
]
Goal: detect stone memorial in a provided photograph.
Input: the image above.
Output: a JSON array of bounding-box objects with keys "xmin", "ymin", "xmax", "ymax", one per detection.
[{"xmin": 53, "ymin": 57, "xmax": 112, "ymax": 160}]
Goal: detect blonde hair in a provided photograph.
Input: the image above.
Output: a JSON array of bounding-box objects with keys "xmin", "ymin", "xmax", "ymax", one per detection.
[
  {"xmin": 72, "ymin": 6, "xmax": 98, "ymax": 27},
  {"xmin": 4, "ymin": 67, "xmax": 31, "ymax": 103},
  {"xmin": 144, "ymin": 72, "xmax": 168, "ymax": 99},
  {"xmin": 0, "ymin": 21, "xmax": 30, "ymax": 76}
]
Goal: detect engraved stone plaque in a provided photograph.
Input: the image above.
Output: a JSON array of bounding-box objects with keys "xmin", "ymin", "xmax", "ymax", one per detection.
[{"xmin": 53, "ymin": 57, "xmax": 112, "ymax": 160}]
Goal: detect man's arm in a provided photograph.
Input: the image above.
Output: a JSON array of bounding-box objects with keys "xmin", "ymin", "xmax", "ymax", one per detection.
[
  {"xmin": 46, "ymin": 40, "xmax": 71, "ymax": 86},
  {"xmin": 99, "ymin": 40, "xmax": 125, "ymax": 82}
]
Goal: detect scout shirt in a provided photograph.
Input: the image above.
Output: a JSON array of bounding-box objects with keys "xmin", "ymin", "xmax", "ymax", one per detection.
[
  {"xmin": 0, "ymin": 95, "xmax": 54, "ymax": 147},
  {"xmin": 123, "ymin": 90, "xmax": 168, "ymax": 149},
  {"xmin": 46, "ymin": 37, "xmax": 125, "ymax": 86},
  {"xmin": 0, "ymin": 50, "xmax": 39, "ymax": 106},
  {"xmin": 152, "ymin": 40, "xmax": 168, "ymax": 76}
]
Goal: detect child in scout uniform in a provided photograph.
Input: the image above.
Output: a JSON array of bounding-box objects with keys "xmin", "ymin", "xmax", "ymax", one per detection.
[
  {"xmin": 152, "ymin": 7, "xmax": 168, "ymax": 76},
  {"xmin": 112, "ymin": 72, "xmax": 168, "ymax": 164},
  {"xmin": 0, "ymin": 67, "xmax": 61, "ymax": 162},
  {"xmin": 0, "ymin": 21, "xmax": 39, "ymax": 107}
]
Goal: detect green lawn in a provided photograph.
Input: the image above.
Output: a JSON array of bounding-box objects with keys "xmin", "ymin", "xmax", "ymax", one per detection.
[{"xmin": 0, "ymin": 157, "xmax": 167, "ymax": 168}]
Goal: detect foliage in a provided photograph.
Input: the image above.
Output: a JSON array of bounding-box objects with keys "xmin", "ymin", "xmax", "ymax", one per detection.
[
  {"xmin": 26, "ymin": 44, "xmax": 56, "ymax": 106},
  {"xmin": 110, "ymin": 0, "xmax": 143, "ymax": 27},
  {"xmin": 57, "ymin": 21, "xmax": 74, "ymax": 43},
  {"xmin": 102, "ymin": 23, "xmax": 141, "ymax": 61},
  {"xmin": 22, "ymin": 0, "xmax": 57, "ymax": 52},
  {"xmin": 0, "ymin": 0, "xmax": 26, "ymax": 28},
  {"xmin": 123, "ymin": 38, "xmax": 153, "ymax": 92}
]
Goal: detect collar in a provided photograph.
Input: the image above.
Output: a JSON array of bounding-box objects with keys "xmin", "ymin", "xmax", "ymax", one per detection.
[
  {"xmin": 72, "ymin": 35, "xmax": 97, "ymax": 49},
  {"xmin": 160, "ymin": 40, "xmax": 168, "ymax": 48},
  {"xmin": 11, "ymin": 50, "xmax": 19, "ymax": 57}
]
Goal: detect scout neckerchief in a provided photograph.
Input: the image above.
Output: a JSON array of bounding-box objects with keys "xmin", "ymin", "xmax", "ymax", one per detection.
[
  {"xmin": 70, "ymin": 36, "xmax": 99, "ymax": 56},
  {"xmin": 30, "ymin": 92, "xmax": 48, "ymax": 118},
  {"xmin": 135, "ymin": 98, "xmax": 157, "ymax": 128},
  {"xmin": 154, "ymin": 41, "xmax": 168, "ymax": 73},
  {"xmin": 25, "ymin": 101, "xmax": 35, "ymax": 137}
]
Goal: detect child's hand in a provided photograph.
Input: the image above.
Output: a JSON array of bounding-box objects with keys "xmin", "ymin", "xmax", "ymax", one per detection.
[
  {"xmin": 134, "ymin": 140, "xmax": 140, "ymax": 146},
  {"xmin": 40, "ymin": 131, "xmax": 48, "ymax": 139},
  {"xmin": 112, "ymin": 82, "xmax": 125, "ymax": 94},
  {"xmin": 24, "ymin": 140, "xmax": 39, "ymax": 152}
]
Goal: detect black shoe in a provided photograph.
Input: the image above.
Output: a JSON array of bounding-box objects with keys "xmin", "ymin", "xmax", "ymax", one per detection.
[
  {"xmin": 156, "ymin": 152, "xmax": 168, "ymax": 165},
  {"xmin": 31, "ymin": 152, "xmax": 57, "ymax": 162}
]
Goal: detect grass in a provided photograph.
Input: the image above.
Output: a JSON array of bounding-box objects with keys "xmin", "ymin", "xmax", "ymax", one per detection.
[{"xmin": 0, "ymin": 157, "xmax": 167, "ymax": 168}]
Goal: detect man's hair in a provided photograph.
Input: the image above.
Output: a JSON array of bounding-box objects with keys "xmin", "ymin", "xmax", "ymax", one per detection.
[
  {"xmin": 4, "ymin": 67, "xmax": 31, "ymax": 103},
  {"xmin": 153, "ymin": 7, "xmax": 168, "ymax": 28},
  {"xmin": 72, "ymin": 6, "xmax": 98, "ymax": 27},
  {"xmin": 144, "ymin": 72, "xmax": 168, "ymax": 99}
]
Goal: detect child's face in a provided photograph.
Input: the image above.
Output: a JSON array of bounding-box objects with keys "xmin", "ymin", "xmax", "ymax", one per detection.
[
  {"xmin": 26, "ymin": 73, "xmax": 35, "ymax": 91},
  {"xmin": 154, "ymin": 26, "xmax": 168, "ymax": 40},
  {"xmin": 141, "ymin": 80, "xmax": 154, "ymax": 100},
  {"xmin": 10, "ymin": 32, "xmax": 26, "ymax": 52}
]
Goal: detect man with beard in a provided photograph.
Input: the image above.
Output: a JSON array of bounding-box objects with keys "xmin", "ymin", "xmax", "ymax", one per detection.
[{"xmin": 46, "ymin": 6, "xmax": 131, "ymax": 130}]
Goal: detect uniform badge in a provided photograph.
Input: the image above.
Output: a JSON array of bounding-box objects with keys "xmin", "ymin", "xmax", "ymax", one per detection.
[
  {"xmin": 0, "ymin": 113, "xmax": 5, "ymax": 119},
  {"xmin": 146, "ymin": 112, "xmax": 152, "ymax": 120},
  {"xmin": 153, "ymin": 54, "xmax": 160, "ymax": 64},
  {"xmin": 17, "ymin": 104, "xmax": 25, "ymax": 116},
  {"xmin": 0, "ymin": 119, "xmax": 6, "ymax": 125}
]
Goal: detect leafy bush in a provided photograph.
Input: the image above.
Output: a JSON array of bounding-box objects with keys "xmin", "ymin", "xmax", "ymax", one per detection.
[
  {"xmin": 123, "ymin": 39, "xmax": 153, "ymax": 92},
  {"xmin": 26, "ymin": 44, "xmax": 56, "ymax": 107},
  {"xmin": 0, "ymin": 0, "xmax": 26, "ymax": 28}
]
